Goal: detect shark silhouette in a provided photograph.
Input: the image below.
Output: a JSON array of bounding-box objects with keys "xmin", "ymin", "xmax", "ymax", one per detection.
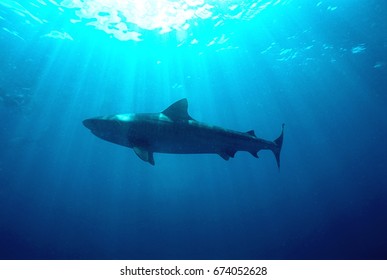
[{"xmin": 83, "ymin": 99, "xmax": 284, "ymax": 167}]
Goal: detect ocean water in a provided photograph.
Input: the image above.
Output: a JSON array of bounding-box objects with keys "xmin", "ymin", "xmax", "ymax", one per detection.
[{"xmin": 0, "ymin": 0, "xmax": 386, "ymax": 260}]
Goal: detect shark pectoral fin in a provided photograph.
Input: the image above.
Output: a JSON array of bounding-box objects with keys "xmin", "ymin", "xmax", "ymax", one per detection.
[
  {"xmin": 218, "ymin": 150, "xmax": 236, "ymax": 160},
  {"xmin": 133, "ymin": 147, "xmax": 155, "ymax": 165},
  {"xmin": 218, "ymin": 152, "xmax": 230, "ymax": 161}
]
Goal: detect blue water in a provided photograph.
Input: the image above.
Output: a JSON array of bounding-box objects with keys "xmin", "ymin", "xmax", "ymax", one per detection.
[{"xmin": 0, "ymin": 0, "xmax": 386, "ymax": 260}]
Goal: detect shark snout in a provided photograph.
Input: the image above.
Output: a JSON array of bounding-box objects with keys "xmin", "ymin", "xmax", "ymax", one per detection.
[
  {"xmin": 83, "ymin": 118, "xmax": 104, "ymax": 131},
  {"xmin": 82, "ymin": 117, "xmax": 112, "ymax": 135},
  {"xmin": 82, "ymin": 118, "xmax": 94, "ymax": 130}
]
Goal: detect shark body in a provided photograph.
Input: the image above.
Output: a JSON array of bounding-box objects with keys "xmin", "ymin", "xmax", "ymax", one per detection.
[{"xmin": 83, "ymin": 99, "xmax": 284, "ymax": 167}]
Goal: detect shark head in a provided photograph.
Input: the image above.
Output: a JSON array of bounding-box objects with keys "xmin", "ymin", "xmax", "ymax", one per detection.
[
  {"xmin": 83, "ymin": 117, "xmax": 112, "ymax": 139},
  {"xmin": 82, "ymin": 118, "xmax": 99, "ymax": 131},
  {"xmin": 83, "ymin": 116, "xmax": 133, "ymax": 147}
]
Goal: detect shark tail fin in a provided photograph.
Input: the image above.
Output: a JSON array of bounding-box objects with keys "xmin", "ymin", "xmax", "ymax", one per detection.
[{"xmin": 272, "ymin": 124, "xmax": 284, "ymax": 169}]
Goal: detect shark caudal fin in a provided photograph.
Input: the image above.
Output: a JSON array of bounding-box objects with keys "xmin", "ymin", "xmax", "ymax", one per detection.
[{"xmin": 272, "ymin": 124, "xmax": 284, "ymax": 169}]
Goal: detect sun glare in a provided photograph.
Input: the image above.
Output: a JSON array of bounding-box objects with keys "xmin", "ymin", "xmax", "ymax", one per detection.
[
  {"xmin": 58, "ymin": 0, "xmax": 216, "ymax": 41},
  {"xmin": 53, "ymin": 0, "xmax": 283, "ymax": 42}
]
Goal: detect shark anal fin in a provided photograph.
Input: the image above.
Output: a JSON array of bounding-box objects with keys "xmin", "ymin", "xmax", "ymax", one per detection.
[
  {"xmin": 249, "ymin": 151, "xmax": 259, "ymax": 158},
  {"xmin": 227, "ymin": 150, "xmax": 236, "ymax": 158},
  {"xmin": 218, "ymin": 152, "xmax": 230, "ymax": 161},
  {"xmin": 133, "ymin": 147, "xmax": 155, "ymax": 165},
  {"xmin": 162, "ymin": 98, "xmax": 194, "ymax": 122}
]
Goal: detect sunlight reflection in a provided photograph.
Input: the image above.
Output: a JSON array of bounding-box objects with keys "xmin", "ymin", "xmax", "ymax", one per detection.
[
  {"xmin": 55, "ymin": 0, "xmax": 281, "ymax": 42},
  {"xmin": 57, "ymin": 0, "xmax": 214, "ymax": 41}
]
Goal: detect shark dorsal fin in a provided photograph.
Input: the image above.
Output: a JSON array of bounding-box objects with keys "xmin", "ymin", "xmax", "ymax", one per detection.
[
  {"xmin": 246, "ymin": 130, "xmax": 256, "ymax": 137},
  {"xmin": 162, "ymin": 98, "xmax": 193, "ymax": 121}
]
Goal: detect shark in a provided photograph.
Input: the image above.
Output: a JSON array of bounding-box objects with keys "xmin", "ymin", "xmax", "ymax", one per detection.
[{"xmin": 83, "ymin": 99, "xmax": 284, "ymax": 167}]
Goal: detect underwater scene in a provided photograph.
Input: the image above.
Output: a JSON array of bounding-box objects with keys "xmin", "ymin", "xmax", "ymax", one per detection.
[{"xmin": 0, "ymin": 0, "xmax": 386, "ymax": 259}]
